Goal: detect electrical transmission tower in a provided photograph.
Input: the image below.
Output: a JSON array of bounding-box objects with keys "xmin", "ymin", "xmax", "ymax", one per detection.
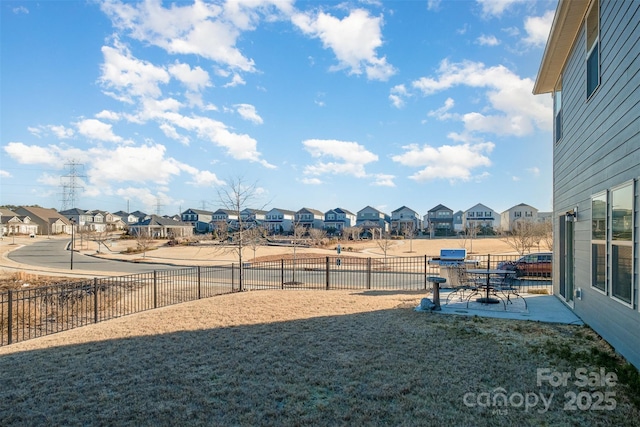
[{"xmin": 60, "ymin": 160, "xmax": 86, "ymax": 211}]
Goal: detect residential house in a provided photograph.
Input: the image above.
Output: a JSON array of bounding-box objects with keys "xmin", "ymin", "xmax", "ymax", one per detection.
[
  {"xmin": 425, "ymin": 204, "xmax": 454, "ymax": 237},
  {"xmin": 130, "ymin": 210, "xmax": 150, "ymax": 223},
  {"xmin": 113, "ymin": 211, "xmax": 140, "ymax": 225},
  {"xmin": 295, "ymin": 208, "xmax": 324, "ymax": 230},
  {"xmin": 59, "ymin": 208, "xmax": 92, "ymax": 230},
  {"xmin": 390, "ymin": 206, "xmax": 421, "ymax": 236},
  {"xmin": 14, "ymin": 206, "xmax": 72, "ymax": 235},
  {"xmin": 356, "ymin": 206, "xmax": 390, "ymax": 238},
  {"xmin": 500, "ymin": 203, "xmax": 538, "ymax": 232},
  {"xmin": 128, "ymin": 215, "xmax": 193, "ymax": 238},
  {"xmin": 264, "ymin": 208, "xmax": 296, "ymax": 234},
  {"xmin": 533, "ymin": 0, "xmax": 640, "ymax": 368},
  {"xmin": 84, "ymin": 210, "xmax": 108, "ymax": 232},
  {"xmin": 453, "ymin": 210, "xmax": 464, "ymax": 233},
  {"xmin": 181, "ymin": 208, "xmax": 214, "ymax": 234},
  {"xmin": 240, "ymin": 208, "xmax": 267, "ymax": 228},
  {"xmin": 210, "ymin": 209, "xmax": 240, "ymax": 232},
  {"xmin": 323, "ymin": 208, "xmax": 356, "ymax": 234},
  {"xmin": 463, "ymin": 203, "xmax": 500, "ymax": 233},
  {"xmin": 0, "ymin": 208, "xmax": 38, "ymax": 236}
]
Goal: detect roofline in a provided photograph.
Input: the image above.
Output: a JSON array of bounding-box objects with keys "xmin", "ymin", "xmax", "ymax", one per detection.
[{"xmin": 533, "ymin": 0, "xmax": 590, "ymax": 95}]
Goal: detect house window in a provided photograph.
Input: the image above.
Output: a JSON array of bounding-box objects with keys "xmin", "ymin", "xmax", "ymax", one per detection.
[
  {"xmin": 591, "ymin": 192, "xmax": 607, "ymax": 292},
  {"xmin": 610, "ymin": 182, "xmax": 633, "ymax": 304},
  {"xmin": 554, "ymin": 78, "xmax": 562, "ymax": 143},
  {"xmin": 586, "ymin": 0, "xmax": 600, "ymax": 98}
]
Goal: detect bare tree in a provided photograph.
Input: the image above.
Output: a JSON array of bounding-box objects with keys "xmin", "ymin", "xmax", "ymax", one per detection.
[
  {"xmin": 134, "ymin": 227, "xmax": 154, "ymax": 258},
  {"xmin": 539, "ymin": 220, "xmax": 553, "ymax": 251},
  {"xmin": 307, "ymin": 228, "xmax": 326, "ymax": 246},
  {"xmin": 217, "ymin": 176, "xmax": 267, "ymax": 291},
  {"xmin": 244, "ymin": 226, "xmax": 267, "ymax": 262},
  {"xmin": 213, "ymin": 220, "xmax": 229, "ymax": 242},
  {"xmin": 375, "ymin": 231, "xmax": 394, "ymax": 266},
  {"xmin": 400, "ymin": 222, "xmax": 415, "ymax": 253},
  {"xmin": 459, "ymin": 224, "xmax": 479, "ymax": 254},
  {"xmin": 499, "ymin": 220, "xmax": 537, "ymax": 255},
  {"xmin": 90, "ymin": 229, "xmax": 112, "ymax": 253},
  {"xmin": 343, "ymin": 226, "xmax": 362, "ymax": 241}
]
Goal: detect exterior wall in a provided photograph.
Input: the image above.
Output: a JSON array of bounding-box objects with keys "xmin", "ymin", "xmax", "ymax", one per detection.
[{"xmin": 552, "ymin": 0, "xmax": 640, "ymax": 368}]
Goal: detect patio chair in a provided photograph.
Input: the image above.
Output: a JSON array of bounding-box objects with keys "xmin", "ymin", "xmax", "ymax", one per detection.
[
  {"xmin": 445, "ymin": 266, "xmax": 480, "ymax": 304},
  {"xmin": 492, "ymin": 272, "xmax": 527, "ymax": 309}
]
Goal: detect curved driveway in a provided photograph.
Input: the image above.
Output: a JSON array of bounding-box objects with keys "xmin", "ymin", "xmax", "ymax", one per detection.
[{"xmin": 8, "ymin": 239, "xmax": 179, "ymax": 274}]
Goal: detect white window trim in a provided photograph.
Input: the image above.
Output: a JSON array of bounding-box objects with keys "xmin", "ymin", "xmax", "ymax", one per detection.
[
  {"xmin": 608, "ymin": 180, "xmax": 635, "ymax": 308},
  {"xmin": 591, "ymin": 191, "xmax": 608, "ymax": 296}
]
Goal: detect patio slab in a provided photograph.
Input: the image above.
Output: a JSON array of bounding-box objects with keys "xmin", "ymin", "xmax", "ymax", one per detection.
[{"xmin": 418, "ymin": 290, "xmax": 583, "ymax": 325}]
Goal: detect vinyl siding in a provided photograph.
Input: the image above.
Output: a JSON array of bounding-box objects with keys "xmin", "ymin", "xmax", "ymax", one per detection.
[{"xmin": 553, "ymin": 0, "xmax": 640, "ymax": 368}]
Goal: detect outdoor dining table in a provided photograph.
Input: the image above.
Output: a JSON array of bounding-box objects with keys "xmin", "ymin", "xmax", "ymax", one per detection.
[{"xmin": 466, "ymin": 268, "xmax": 512, "ymax": 304}]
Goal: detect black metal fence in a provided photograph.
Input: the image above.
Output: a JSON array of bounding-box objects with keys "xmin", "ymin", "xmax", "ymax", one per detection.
[{"xmin": 0, "ymin": 254, "xmax": 551, "ymax": 347}]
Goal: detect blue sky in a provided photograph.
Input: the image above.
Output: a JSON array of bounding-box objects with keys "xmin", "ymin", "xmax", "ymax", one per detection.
[{"xmin": 1, "ymin": 0, "xmax": 556, "ymax": 217}]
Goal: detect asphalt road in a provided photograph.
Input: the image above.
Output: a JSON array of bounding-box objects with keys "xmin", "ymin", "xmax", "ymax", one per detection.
[{"xmin": 8, "ymin": 238, "xmax": 178, "ymax": 274}]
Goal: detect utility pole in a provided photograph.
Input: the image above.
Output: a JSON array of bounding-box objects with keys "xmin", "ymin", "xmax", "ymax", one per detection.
[{"xmin": 60, "ymin": 160, "xmax": 86, "ymax": 211}]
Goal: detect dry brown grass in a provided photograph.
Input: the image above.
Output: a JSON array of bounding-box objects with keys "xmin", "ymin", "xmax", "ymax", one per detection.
[{"xmin": 0, "ymin": 290, "xmax": 637, "ymax": 426}]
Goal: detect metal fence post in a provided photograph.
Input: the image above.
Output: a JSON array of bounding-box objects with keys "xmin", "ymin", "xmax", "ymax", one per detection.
[
  {"xmin": 197, "ymin": 266, "xmax": 201, "ymax": 299},
  {"xmin": 94, "ymin": 277, "xmax": 99, "ymax": 323},
  {"xmin": 424, "ymin": 255, "xmax": 428, "ymax": 290},
  {"xmin": 231, "ymin": 264, "xmax": 235, "ymax": 292},
  {"xmin": 326, "ymin": 257, "xmax": 330, "ymax": 290},
  {"xmin": 7, "ymin": 290, "xmax": 13, "ymax": 345},
  {"xmin": 367, "ymin": 258, "xmax": 372, "ymax": 290},
  {"xmin": 281, "ymin": 259, "xmax": 284, "ymax": 290},
  {"xmin": 153, "ymin": 270, "xmax": 158, "ymax": 309}
]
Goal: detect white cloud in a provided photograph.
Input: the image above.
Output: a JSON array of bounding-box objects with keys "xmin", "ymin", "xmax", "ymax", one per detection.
[
  {"xmin": 523, "ymin": 10, "xmax": 554, "ymax": 47},
  {"xmin": 412, "ymin": 59, "xmax": 552, "ymax": 136},
  {"xmin": 476, "ymin": 0, "xmax": 525, "ymax": 18},
  {"xmin": 76, "ymin": 119, "xmax": 123, "ymax": 143},
  {"xmin": 26, "ymin": 125, "xmax": 74, "ymax": 139},
  {"xmin": 157, "ymin": 111, "xmax": 274, "ymax": 168},
  {"xmin": 13, "ymin": 6, "xmax": 28, "ymax": 14},
  {"xmin": 0, "ymin": 170, "xmax": 11, "ymax": 178},
  {"xmin": 392, "ymin": 142, "xmax": 494, "ymax": 182},
  {"xmin": 301, "ymin": 177, "xmax": 323, "ymax": 185},
  {"xmin": 476, "ymin": 34, "xmax": 500, "ymax": 46},
  {"xmin": 389, "ymin": 84, "xmax": 409, "ymax": 109},
  {"xmin": 302, "ymin": 139, "xmax": 378, "ymax": 179},
  {"xmin": 292, "ymin": 8, "xmax": 396, "ymax": 81},
  {"xmin": 159, "ymin": 123, "xmax": 190, "ymax": 145},
  {"xmin": 168, "ymin": 61, "xmax": 211, "ymax": 92},
  {"xmin": 235, "ymin": 104, "xmax": 263, "ymax": 124},
  {"xmin": 88, "ymin": 144, "xmax": 182, "ymax": 186},
  {"xmin": 4, "ymin": 142, "xmax": 63, "ymax": 167},
  {"xmin": 223, "ymin": 73, "xmax": 246, "ymax": 87},
  {"xmin": 95, "ymin": 110, "xmax": 122, "ymax": 121},
  {"xmin": 427, "ymin": 0, "xmax": 442, "ymax": 11},
  {"xmin": 428, "ymin": 97, "xmax": 456, "ymax": 120},
  {"xmin": 527, "ymin": 167, "xmax": 540, "ymax": 177},
  {"xmin": 114, "ymin": 187, "xmax": 175, "ymax": 212},
  {"xmin": 186, "ymin": 170, "xmax": 225, "ymax": 187},
  {"xmin": 99, "ymin": 41, "xmax": 170, "ymax": 102},
  {"xmin": 100, "ymin": 0, "xmax": 294, "ymax": 73},
  {"xmin": 371, "ymin": 173, "xmax": 395, "ymax": 187}
]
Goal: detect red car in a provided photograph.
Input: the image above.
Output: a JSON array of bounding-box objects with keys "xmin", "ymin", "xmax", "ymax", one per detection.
[{"xmin": 498, "ymin": 252, "xmax": 552, "ymax": 278}]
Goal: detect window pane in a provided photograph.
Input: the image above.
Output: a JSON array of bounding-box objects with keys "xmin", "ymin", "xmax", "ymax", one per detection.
[
  {"xmin": 587, "ymin": 0, "xmax": 599, "ymax": 49},
  {"xmin": 611, "ymin": 244, "xmax": 632, "ymax": 303},
  {"xmin": 592, "ymin": 194, "xmax": 606, "ymax": 240},
  {"xmin": 587, "ymin": 47, "xmax": 599, "ymax": 97},
  {"xmin": 592, "ymin": 243, "xmax": 606, "ymax": 291},
  {"xmin": 612, "ymin": 184, "xmax": 633, "ymax": 241}
]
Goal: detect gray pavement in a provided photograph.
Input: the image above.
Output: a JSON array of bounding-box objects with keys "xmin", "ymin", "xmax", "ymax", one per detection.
[{"xmin": 5, "ymin": 238, "xmax": 179, "ymax": 276}]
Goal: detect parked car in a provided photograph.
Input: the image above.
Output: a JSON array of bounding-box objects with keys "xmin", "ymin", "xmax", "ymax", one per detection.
[{"xmin": 497, "ymin": 252, "xmax": 552, "ymax": 278}]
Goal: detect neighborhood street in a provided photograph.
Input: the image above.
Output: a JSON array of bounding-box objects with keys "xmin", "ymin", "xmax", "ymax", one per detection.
[{"xmin": 7, "ymin": 238, "xmax": 177, "ymax": 275}]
